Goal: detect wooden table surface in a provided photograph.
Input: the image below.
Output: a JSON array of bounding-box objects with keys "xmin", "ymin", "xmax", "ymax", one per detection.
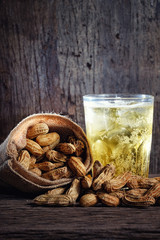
[{"xmin": 0, "ymin": 186, "xmax": 160, "ymax": 240}]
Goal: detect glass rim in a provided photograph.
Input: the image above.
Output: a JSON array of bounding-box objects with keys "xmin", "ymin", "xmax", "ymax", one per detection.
[{"xmin": 83, "ymin": 94, "xmax": 154, "ymax": 102}]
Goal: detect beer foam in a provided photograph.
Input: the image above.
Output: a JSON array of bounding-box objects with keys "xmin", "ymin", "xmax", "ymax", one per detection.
[{"xmin": 84, "ymin": 100, "xmax": 152, "ymax": 108}]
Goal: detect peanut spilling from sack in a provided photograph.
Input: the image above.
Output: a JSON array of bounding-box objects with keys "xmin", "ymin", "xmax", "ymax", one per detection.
[
  {"xmin": 22, "ymin": 123, "xmax": 160, "ymax": 207},
  {"xmin": 33, "ymin": 159, "xmax": 160, "ymax": 207},
  {"xmin": 17, "ymin": 122, "xmax": 86, "ymax": 181}
]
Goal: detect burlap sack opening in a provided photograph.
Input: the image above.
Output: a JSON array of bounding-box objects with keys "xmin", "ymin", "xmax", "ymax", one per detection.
[{"xmin": 0, "ymin": 113, "xmax": 93, "ymax": 193}]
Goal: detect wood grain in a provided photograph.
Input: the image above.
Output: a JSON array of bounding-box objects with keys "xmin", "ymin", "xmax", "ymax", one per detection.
[
  {"xmin": 0, "ymin": 189, "xmax": 160, "ymax": 240},
  {"xmin": 0, "ymin": 0, "xmax": 160, "ymax": 173}
]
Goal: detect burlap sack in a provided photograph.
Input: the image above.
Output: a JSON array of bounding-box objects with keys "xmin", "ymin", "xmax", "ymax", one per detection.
[{"xmin": 0, "ymin": 113, "xmax": 93, "ymax": 193}]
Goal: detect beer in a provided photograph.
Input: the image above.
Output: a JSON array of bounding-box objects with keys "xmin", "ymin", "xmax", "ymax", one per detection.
[{"xmin": 83, "ymin": 95, "xmax": 154, "ymax": 177}]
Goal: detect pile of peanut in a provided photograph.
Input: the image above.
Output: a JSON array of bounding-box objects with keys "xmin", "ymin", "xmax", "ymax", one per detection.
[
  {"xmin": 18, "ymin": 122, "xmax": 86, "ymax": 180},
  {"xmin": 17, "ymin": 122, "xmax": 160, "ymax": 207},
  {"xmin": 33, "ymin": 160, "xmax": 160, "ymax": 207}
]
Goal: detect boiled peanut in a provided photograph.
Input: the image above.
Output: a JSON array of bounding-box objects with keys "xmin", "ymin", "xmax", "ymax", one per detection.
[
  {"xmin": 28, "ymin": 156, "xmax": 37, "ymax": 169},
  {"xmin": 47, "ymin": 194, "xmax": 74, "ymax": 206},
  {"xmin": 97, "ymin": 192, "xmax": 120, "ymax": 207},
  {"xmin": 42, "ymin": 166, "xmax": 71, "ymax": 181},
  {"xmin": 47, "ymin": 187, "xmax": 65, "ymax": 196},
  {"xmin": 122, "ymin": 194, "xmax": 155, "ymax": 207},
  {"xmin": 46, "ymin": 150, "xmax": 67, "ymax": 162},
  {"xmin": 27, "ymin": 123, "xmax": 49, "ymax": 139},
  {"xmin": 93, "ymin": 160, "xmax": 103, "ymax": 179},
  {"xmin": 92, "ymin": 164, "xmax": 115, "ymax": 191},
  {"xmin": 144, "ymin": 183, "xmax": 160, "ymax": 198},
  {"xmin": 66, "ymin": 178, "xmax": 80, "ymax": 202},
  {"xmin": 29, "ymin": 167, "xmax": 42, "ymax": 177},
  {"xmin": 34, "ymin": 161, "xmax": 64, "ymax": 172},
  {"xmin": 36, "ymin": 132, "xmax": 60, "ymax": 147},
  {"xmin": 18, "ymin": 150, "xmax": 31, "ymax": 170},
  {"xmin": 68, "ymin": 156, "xmax": 86, "ymax": 177},
  {"xmin": 81, "ymin": 175, "xmax": 92, "ymax": 189},
  {"xmin": 104, "ymin": 172, "xmax": 131, "ymax": 193},
  {"xmin": 80, "ymin": 193, "xmax": 98, "ymax": 207},
  {"xmin": 25, "ymin": 139, "xmax": 44, "ymax": 157},
  {"xmin": 56, "ymin": 143, "xmax": 76, "ymax": 155}
]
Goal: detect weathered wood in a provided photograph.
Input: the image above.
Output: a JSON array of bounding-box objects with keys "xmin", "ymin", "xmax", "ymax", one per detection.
[
  {"xmin": 0, "ymin": 188, "xmax": 160, "ymax": 240},
  {"xmin": 0, "ymin": 0, "xmax": 160, "ymax": 173}
]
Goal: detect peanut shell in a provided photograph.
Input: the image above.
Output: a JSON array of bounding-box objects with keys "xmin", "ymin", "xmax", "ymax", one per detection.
[
  {"xmin": 46, "ymin": 150, "xmax": 67, "ymax": 162},
  {"xmin": 27, "ymin": 123, "xmax": 49, "ymax": 139},
  {"xmin": 18, "ymin": 150, "xmax": 31, "ymax": 170},
  {"xmin": 25, "ymin": 139, "xmax": 44, "ymax": 157},
  {"xmin": 56, "ymin": 143, "xmax": 76, "ymax": 155},
  {"xmin": 68, "ymin": 156, "xmax": 86, "ymax": 177},
  {"xmin": 36, "ymin": 132, "xmax": 60, "ymax": 147},
  {"xmin": 97, "ymin": 192, "xmax": 120, "ymax": 207},
  {"xmin": 80, "ymin": 193, "xmax": 98, "ymax": 207}
]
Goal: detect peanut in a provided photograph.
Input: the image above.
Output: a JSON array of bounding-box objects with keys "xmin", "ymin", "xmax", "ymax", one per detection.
[
  {"xmin": 18, "ymin": 150, "xmax": 31, "ymax": 170},
  {"xmin": 47, "ymin": 187, "xmax": 66, "ymax": 196},
  {"xmin": 68, "ymin": 136, "xmax": 85, "ymax": 156},
  {"xmin": 92, "ymin": 160, "xmax": 103, "ymax": 179},
  {"xmin": 43, "ymin": 140, "xmax": 60, "ymax": 152},
  {"xmin": 33, "ymin": 194, "xmax": 50, "ymax": 205},
  {"xmin": 34, "ymin": 194, "xmax": 73, "ymax": 206},
  {"xmin": 79, "ymin": 193, "xmax": 98, "ymax": 207},
  {"xmin": 109, "ymin": 190, "xmax": 125, "ymax": 199},
  {"xmin": 27, "ymin": 123, "xmax": 49, "ymax": 139},
  {"xmin": 122, "ymin": 194, "xmax": 155, "ymax": 207},
  {"xmin": 42, "ymin": 166, "xmax": 71, "ymax": 181},
  {"xmin": 67, "ymin": 156, "xmax": 86, "ymax": 177},
  {"xmin": 47, "ymin": 194, "xmax": 74, "ymax": 206},
  {"xmin": 46, "ymin": 150, "xmax": 67, "ymax": 162},
  {"xmin": 92, "ymin": 164, "xmax": 115, "ymax": 191},
  {"xmin": 36, "ymin": 132, "xmax": 60, "ymax": 147},
  {"xmin": 66, "ymin": 178, "xmax": 80, "ymax": 202},
  {"xmin": 103, "ymin": 172, "xmax": 131, "ymax": 193},
  {"xmin": 126, "ymin": 188, "xmax": 147, "ymax": 198},
  {"xmin": 81, "ymin": 175, "xmax": 92, "ymax": 189},
  {"xmin": 56, "ymin": 143, "xmax": 76, "ymax": 155},
  {"xmin": 29, "ymin": 167, "xmax": 42, "ymax": 177},
  {"xmin": 34, "ymin": 161, "xmax": 64, "ymax": 172},
  {"xmin": 138, "ymin": 178, "xmax": 159, "ymax": 189},
  {"xmin": 97, "ymin": 192, "xmax": 120, "ymax": 207},
  {"xmin": 25, "ymin": 139, "xmax": 44, "ymax": 157},
  {"xmin": 154, "ymin": 177, "xmax": 160, "ymax": 182},
  {"xmin": 126, "ymin": 175, "xmax": 142, "ymax": 189},
  {"xmin": 144, "ymin": 183, "xmax": 160, "ymax": 198},
  {"xmin": 28, "ymin": 156, "xmax": 37, "ymax": 169},
  {"xmin": 126, "ymin": 175, "xmax": 158, "ymax": 189},
  {"xmin": 74, "ymin": 140, "xmax": 85, "ymax": 157}
]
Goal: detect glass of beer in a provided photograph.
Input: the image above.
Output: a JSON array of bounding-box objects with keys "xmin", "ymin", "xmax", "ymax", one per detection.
[{"xmin": 83, "ymin": 94, "xmax": 154, "ymax": 177}]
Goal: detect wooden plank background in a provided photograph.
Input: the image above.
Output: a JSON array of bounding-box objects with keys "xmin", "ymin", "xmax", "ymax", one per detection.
[{"xmin": 0, "ymin": 0, "xmax": 160, "ymax": 173}]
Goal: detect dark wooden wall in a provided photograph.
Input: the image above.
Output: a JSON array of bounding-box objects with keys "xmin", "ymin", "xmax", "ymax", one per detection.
[{"xmin": 0, "ymin": 0, "xmax": 160, "ymax": 173}]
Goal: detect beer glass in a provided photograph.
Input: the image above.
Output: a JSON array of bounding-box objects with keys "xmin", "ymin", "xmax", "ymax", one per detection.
[{"xmin": 83, "ymin": 94, "xmax": 154, "ymax": 177}]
